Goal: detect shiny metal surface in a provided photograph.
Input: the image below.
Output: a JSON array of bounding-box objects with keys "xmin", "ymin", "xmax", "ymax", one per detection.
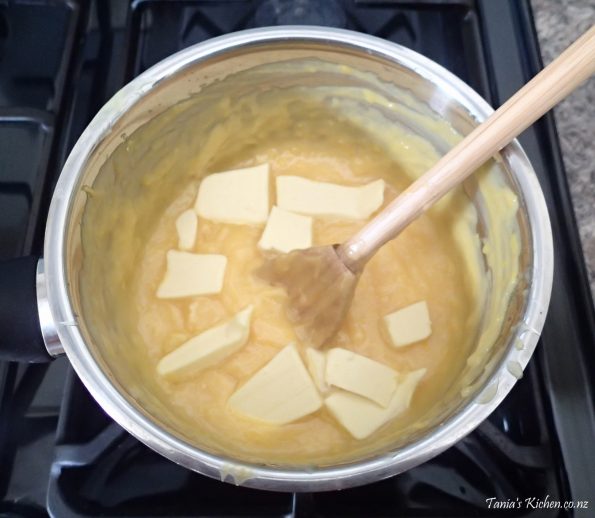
[
  {"xmin": 36, "ymin": 258, "xmax": 64, "ymax": 358},
  {"xmin": 43, "ymin": 27, "xmax": 553, "ymax": 491}
]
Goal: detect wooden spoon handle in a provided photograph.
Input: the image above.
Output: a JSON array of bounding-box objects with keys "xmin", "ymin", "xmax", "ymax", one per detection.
[{"xmin": 338, "ymin": 24, "xmax": 595, "ymax": 273}]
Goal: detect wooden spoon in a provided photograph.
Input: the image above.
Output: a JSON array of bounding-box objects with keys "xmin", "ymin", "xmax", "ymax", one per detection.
[{"xmin": 258, "ymin": 24, "xmax": 595, "ymax": 348}]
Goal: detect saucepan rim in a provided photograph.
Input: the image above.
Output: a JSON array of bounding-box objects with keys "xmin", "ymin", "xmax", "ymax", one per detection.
[{"xmin": 43, "ymin": 26, "xmax": 553, "ymax": 491}]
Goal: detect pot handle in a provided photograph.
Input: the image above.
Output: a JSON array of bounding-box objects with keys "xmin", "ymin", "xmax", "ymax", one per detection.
[{"xmin": 0, "ymin": 256, "xmax": 54, "ymax": 362}]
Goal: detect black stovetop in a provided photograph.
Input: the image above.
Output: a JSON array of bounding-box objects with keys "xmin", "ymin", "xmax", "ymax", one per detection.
[{"xmin": 1, "ymin": 1, "xmax": 594, "ymax": 516}]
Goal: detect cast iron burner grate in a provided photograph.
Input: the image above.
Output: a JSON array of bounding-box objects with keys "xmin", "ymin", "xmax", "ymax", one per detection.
[
  {"xmin": 0, "ymin": 1, "xmax": 594, "ymax": 517},
  {"xmin": 126, "ymin": 0, "xmax": 487, "ymax": 95},
  {"xmin": 46, "ymin": 368, "xmax": 560, "ymax": 516}
]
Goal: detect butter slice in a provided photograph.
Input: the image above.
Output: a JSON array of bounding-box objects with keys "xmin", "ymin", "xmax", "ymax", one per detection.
[
  {"xmin": 157, "ymin": 250, "xmax": 226, "ymax": 298},
  {"xmin": 305, "ymin": 348, "xmax": 328, "ymax": 394},
  {"xmin": 326, "ymin": 348, "xmax": 398, "ymax": 407},
  {"xmin": 276, "ymin": 176, "xmax": 385, "ymax": 219},
  {"xmin": 228, "ymin": 344, "xmax": 322, "ymax": 425},
  {"xmin": 157, "ymin": 306, "xmax": 253, "ymax": 379},
  {"xmin": 325, "ymin": 368, "xmax": 426, "ymax": 439},
  {"xmin": 176, "ymin": 209, "xmax": 198, "ymax": 250},
  {"xmin": 258, "ymin": 206, "xmax": 313, "ymax": 253},
  {"xmin": 195, "ymin": 163, "xmax": 269, "ymax": 224},
  {"xmin": 383, "ymin": 301, "xmax": 432, "ymax": 347}
]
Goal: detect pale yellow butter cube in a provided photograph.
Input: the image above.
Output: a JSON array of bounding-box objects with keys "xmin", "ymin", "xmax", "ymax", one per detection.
[
  {"xmin": 325, "ymin": 368, "xmax": 426, "ymax": 439},
  {"xmin": 175, "ymin": 209, "xmax": 198, "ymax": 250},
  {"xmin": 276, "ymin": 176, "xmax": 385, "ymax": 220},
  {"xmin": 194, "ymin": 163, "xmax": 269, "ymax": 224},
  {"xmin": 325, "ymin": 348, "xmax": 398, "ymax": 407},
  {"xmin": 156, "ymin": 250, "xmax": 226, "ymax": 298},
  {"xmin": 228, "ymin": 344, "xmax": 322, "ymax": 425},
  {"xmin": 157, "ymin": 306, "xmax": 253, "ymax": 379},
  {"xmin": 383, "ymin": 301, "xmax": 432, "ymax": 347},
  {"xmin": 258, "ymin": 206, "xmax": 313, "ymax": 254},
  {"xmin": 305, "ymin": 347, "xmax": 329, "ymax": 394}
]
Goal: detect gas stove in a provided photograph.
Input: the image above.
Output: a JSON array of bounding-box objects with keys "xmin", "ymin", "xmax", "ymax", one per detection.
[{"xmin": 1, "ymin": 1, "xmax": 594, "ymax": 516}]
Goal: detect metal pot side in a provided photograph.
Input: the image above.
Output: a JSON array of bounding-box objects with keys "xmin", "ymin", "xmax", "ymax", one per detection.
[{"xmin": 42, "ymin": 27, "xmax": 553, "ymax": 491}]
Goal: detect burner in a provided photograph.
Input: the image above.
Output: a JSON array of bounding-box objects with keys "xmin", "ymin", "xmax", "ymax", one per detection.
[
  {"xmin": 254, "ymin": 0, "xmax": 346, "ymax": 27},
  {"xmin": 46, "ymin": 366, "xmax": 560, "ymax": 517}
]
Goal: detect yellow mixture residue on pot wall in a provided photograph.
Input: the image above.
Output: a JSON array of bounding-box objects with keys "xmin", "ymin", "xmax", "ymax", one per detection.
[{"xmin": 78, "ymin": 60, "xmax": 521, "ymax": 466}]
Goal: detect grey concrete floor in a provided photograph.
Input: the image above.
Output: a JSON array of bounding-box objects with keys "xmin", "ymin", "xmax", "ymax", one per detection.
[{"xmin": 531, "ymin": 0, "xmax": 595, "ymax": 300}]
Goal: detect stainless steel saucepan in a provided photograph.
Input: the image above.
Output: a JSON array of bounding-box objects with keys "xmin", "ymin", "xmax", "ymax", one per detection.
[{"xmin": 0, "ymin": 27, "xmax": 553, "ymax": 491}]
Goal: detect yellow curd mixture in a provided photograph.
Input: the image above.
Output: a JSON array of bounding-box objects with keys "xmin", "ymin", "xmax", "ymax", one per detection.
[{"xmin": 78, "ymin": 60, "xmax": 520, "ymax": 467}]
